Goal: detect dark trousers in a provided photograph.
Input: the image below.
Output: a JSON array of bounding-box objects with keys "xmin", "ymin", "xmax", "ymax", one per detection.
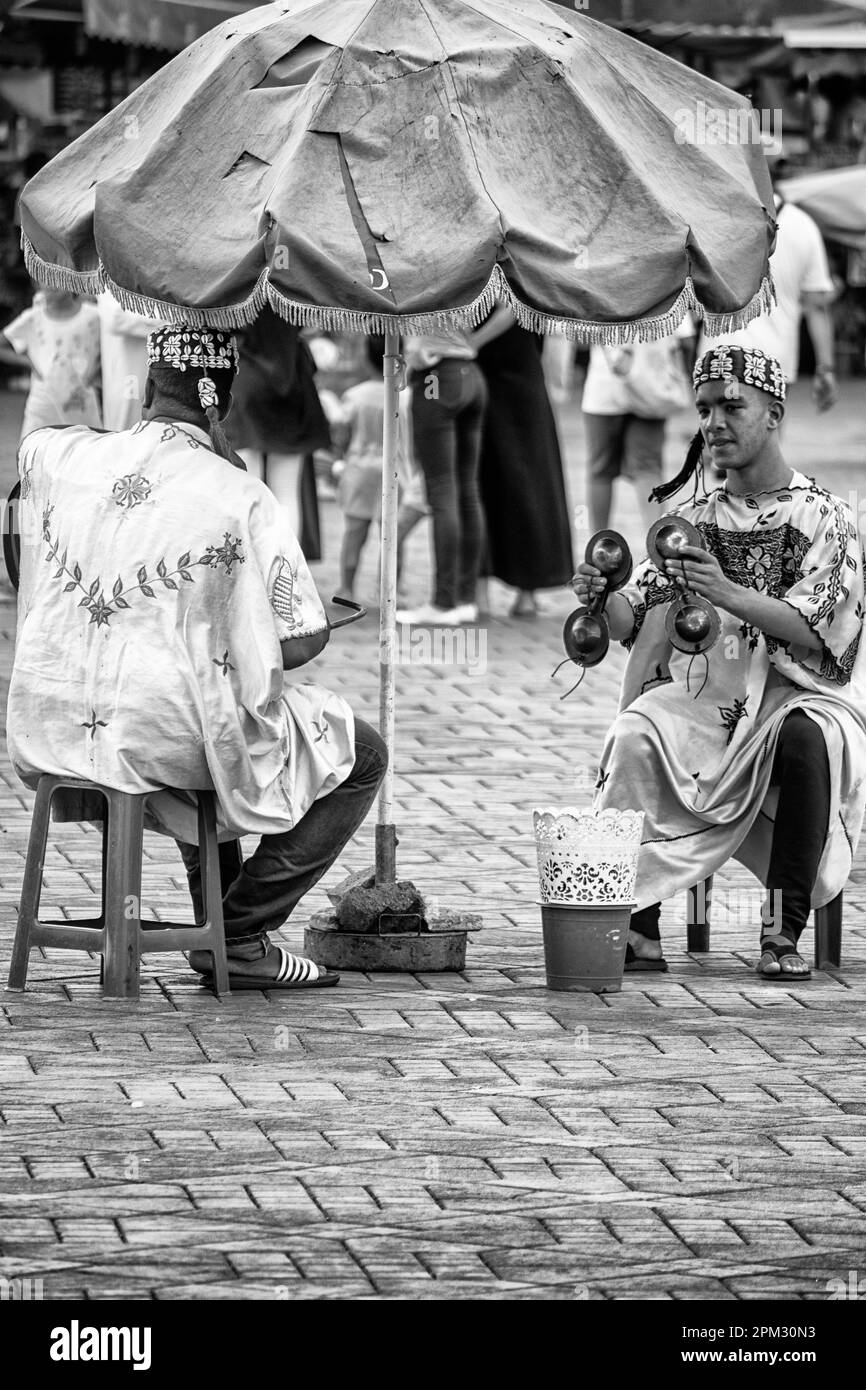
[
  {"xmin": 411, "ymin": 358, "xmax": 487, "ymax": 609},
  {"xmin": 632, "ymin": 709, "xmax": 831, "ymax": 943},
  {"xmin": 176, "ymin": 718, "xmax": 387, "ymax": 945}
]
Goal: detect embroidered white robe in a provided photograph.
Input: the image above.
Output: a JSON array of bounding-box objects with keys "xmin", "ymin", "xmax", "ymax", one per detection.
[
  {"xmin": 595, "ymin": 472, "xmax": 866, "ymax": 911},
  {"xmin": 7, "ymin": 420, "xmax": 356, "ymax": 840}
]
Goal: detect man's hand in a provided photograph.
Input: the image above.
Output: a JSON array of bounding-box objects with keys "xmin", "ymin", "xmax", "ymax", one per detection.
[
  {"xmin": 570, "ymin": 562, "xmax": 608, "ymax": 608},
  {"xmin": 570, "ymin": 565, "xmax": 635, "ymax": 642},
  {"xmin": 666, "ymin": 546, "xmax": 824, "ymax": 652},
  {"xmin": 664, "ymin": 546, "xmax": 738, "ymax": 609},
  {"xmin": 812, "ymin": 366, "xmax": 838, "ymax": 413}
]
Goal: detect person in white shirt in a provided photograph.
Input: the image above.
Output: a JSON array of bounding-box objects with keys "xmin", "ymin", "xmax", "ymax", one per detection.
[
  {"xmin": 335, "ymin": 337, "xmax": 391, "ymax": 598},
  {"xmin": 96, "ymin": 293, "xmax": 160, "ymax": 431},
  {"xmin": 1, "ymin": 290, "xmax": 101, "ymax": 438},
  {"xmin": 702, "ymin": 169, "xmax": 838, "ymax": 412},
  {"xmin": 582, "ymin": 326, "xmax": 694, "ymax": 534},
  {"xmin": 8, "ymin": 325, "xmax": 387, "ymax": 990}
]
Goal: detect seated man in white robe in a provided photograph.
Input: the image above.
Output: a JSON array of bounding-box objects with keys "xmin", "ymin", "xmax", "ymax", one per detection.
[
  {"xmin": 572, "ymin": 344, "xmax": 866, "ymax": 981},
  {"xmin": 8, "ymin": 324, "xmax": 387, "ymax": 989}
]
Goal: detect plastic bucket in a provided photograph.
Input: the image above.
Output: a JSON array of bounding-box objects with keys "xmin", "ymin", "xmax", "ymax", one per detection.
[{"xmin": 540, "ymin": 901, "xmax": 633, "ymax": 993}]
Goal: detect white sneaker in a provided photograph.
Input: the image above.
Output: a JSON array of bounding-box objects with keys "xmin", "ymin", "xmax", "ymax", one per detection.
[
  {"xmin": 454, "ymin": 603, "xmax": 479, "ymax": 624},
  {"xmin": 395, "ymin": 603, "xmax": 461, "ymax": 626}
]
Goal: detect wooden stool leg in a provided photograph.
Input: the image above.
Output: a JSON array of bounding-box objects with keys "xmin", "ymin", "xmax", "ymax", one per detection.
[
  {"xmin": 198, "ymin": 793, "xmax": 230, "ymax": 999},
  {"xmin": 102, "ymin": 793, "xmax": 144, "ymax": 1000},
  {"xmin": 7, "ymin": 779, "xmax": 54, "ymax": 990},
  {"xmin": 686, "ymin": 875, "xmax": 712, "ymax": 953},
  {"xmin": 814, "ymin": 892, "xmax": 843, "ymax": 970}
]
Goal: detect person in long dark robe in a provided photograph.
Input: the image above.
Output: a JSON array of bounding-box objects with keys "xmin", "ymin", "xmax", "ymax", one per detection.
[
  {"xmin": 224, "ymin": 308, "xmax": 330, "ymax": 560},
  {"xmin": 476, "ymin": 312, "xmax": 574, "ymax": 615}
]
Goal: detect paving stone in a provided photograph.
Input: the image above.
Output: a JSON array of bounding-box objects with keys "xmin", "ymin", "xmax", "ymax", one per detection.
[{"xmin": 1, "ymin": 384, "xmax": 865, "ymax": 1298}]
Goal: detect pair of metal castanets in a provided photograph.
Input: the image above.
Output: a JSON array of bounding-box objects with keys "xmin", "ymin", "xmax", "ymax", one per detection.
[{"xmin": 554, "ymin": 517, "xmax": 721, "ymax": 699}]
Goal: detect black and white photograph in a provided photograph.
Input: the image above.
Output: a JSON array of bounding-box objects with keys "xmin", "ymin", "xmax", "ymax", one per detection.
[{"xmin": 0, "ymin": 0, "xmax": 865, "ymax": 1349}]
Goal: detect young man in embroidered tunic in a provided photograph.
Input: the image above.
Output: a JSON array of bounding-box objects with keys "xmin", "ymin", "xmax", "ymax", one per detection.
[
  {"xmin": 573, "ymin": 345, "xmax": 866, "ymax": 980},
  {"xmin": 7, "ymin": 325, "xmax": 387, "ymax": 989}
]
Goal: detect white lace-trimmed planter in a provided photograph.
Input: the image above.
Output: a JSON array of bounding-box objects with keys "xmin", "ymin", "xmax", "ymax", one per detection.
[{"xmin": 533, "ymin": 808, "xmax": 645, "ymax": 906}]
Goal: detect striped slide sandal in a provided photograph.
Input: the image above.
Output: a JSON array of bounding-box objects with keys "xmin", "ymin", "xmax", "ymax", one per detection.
[{"xmin": 188, "ymin": 945, "xmax": 339, "ymax": 990}]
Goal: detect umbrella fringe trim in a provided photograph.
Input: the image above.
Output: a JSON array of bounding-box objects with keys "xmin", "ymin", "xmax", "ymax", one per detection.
[
  {"xmin": 266, "ymin": 271, "xmax": 502, "ymax": 335},
  {"xmin": 20, "ymin": 238, "xmax": 775, "ymax": 343},
  {"xmin": 22, "ymin": 235, "xmax": 105, "ymax": 297}
]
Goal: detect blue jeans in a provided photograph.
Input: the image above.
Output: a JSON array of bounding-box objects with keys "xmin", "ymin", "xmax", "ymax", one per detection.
[
  {"xmin": 176, "ymin": 718, "xmax": 387, "ymax": 950},
  {"xmin": 411, "ymin": 358, "xmax": 487, "ymax": 609}
]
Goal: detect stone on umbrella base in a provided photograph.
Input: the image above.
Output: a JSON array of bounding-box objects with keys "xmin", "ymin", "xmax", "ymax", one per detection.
[{"xmin": 305, "ymin": 900, "xmax": 482, "ymax": 973}]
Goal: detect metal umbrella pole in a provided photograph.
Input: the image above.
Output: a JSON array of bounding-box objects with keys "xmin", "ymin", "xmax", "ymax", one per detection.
[{"xmin": 375, "ymin": 329, "xmax": 402, "ymax": 886}]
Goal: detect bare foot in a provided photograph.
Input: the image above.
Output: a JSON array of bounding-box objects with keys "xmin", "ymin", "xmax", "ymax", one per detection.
[{"xmin": 627, "ymin": 930, "xmax": 664, "ymax": 962}]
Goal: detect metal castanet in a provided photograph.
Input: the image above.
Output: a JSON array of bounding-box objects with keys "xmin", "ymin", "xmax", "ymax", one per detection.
[
  {"xmin": 667, "ymin": 597, "xmax": 721, "ymax": 655},
  {"xmin": 646, "ymin": 514, "xmax": 722, "ymax": 696},
  {"xmin": 647, "ymin": 513, "xmax": 722, "ymax": 656},
  {"xmin": 555, "ymin": 530, "xmax": 632, "ymax": 696},
  {"xmin": 646, "ymin": 514, "xmax": 705, "ymax": 571}
]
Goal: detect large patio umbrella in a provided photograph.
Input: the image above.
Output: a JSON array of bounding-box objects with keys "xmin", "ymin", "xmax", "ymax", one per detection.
[{"xmin": 19, "ymin": 0, "xmax": 776, "ymax": 888}]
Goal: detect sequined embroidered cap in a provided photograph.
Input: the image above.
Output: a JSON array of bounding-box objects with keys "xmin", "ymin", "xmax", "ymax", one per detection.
[
  {"xmin": 146, "ymin": 325, "xmax": 239, "ymax": 374},
  {"xmin": 692, "ymin": 344, "xmax": 786, "ymax": 401}
]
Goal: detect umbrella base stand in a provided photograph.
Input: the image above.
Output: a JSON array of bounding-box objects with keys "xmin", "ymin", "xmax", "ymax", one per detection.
[
  {"xmin": 375, "ymin": 823, "xmax": 397, "ymax": 886},
  {"xmin": 305, "ymin": 864, "xmax": 483, "ymax": 973},
  {"xmin": 305, "ymin": 910, "xmax": 482, "ymax": 973}
]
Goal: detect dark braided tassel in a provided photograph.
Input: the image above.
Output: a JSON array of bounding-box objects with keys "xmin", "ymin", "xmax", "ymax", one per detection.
[
  {"xmin": 648, "ymin": 429, "xmax": 705, "ymax": 505},
  {"xmin": 205, "ymin": 405, "xmax": 247, "ymax": 470}
]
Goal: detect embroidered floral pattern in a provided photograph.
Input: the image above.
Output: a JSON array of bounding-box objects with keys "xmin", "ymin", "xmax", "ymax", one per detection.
[
  {"xmin": 271, "ymin": 556, "xmax": 304, "ymax": 629},
  {"xmin": 745, "ymin": 545, "xmax": 772, "ymax": 587},
  {"xmin": 112, "ymin": 474, "xmax": 152, "ymax": 509},
  {"xmin": 200, "ymin": 533, "xmax": 245, "ymax": 575},
  {"xmin": 41, "ymin": 503, "xmax": 54, "ymax": 542},
  {"xmin": 43, "ymin": 519, "xmax": 245, "ymax": 628},
  {"xmin": 639, "ymin": 663, "xmax": 673, "ymax": 695},
  {"xmin": 80, "ymin": 709, "xmax": 108, "ymax": 739},
  {"xmin": 130, "ymin": 420, "xmax": 203, "ymax": 450},
  {"xmin": 212, "ymin": 649, "xmax": 235, "ymax": 677},
  {"xmin": 20, "ymin": 459, "xmax": 33, "ymax": 501},
  {"xmin": 622, "ymin": 571, "xmax": 680, "ymax": 650},
  {"xmin": 160, "ymin": 423, "xmax": 202, "ymax": 449},
  {"xmin": 718, "ymin": 696, "xmax": 749, "ymax": 746},
  {"xmin": 699, "ymin": 522, "xmax": 810, "ymax": 597}
]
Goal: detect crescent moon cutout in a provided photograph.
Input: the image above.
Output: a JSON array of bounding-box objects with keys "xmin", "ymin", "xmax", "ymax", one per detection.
[{"xmin": 369, "ymin": 268, "xmax": 390, "ymax": 291}]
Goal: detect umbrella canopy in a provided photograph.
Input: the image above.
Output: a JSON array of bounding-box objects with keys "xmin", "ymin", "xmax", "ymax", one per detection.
[
  {"xmin": 778, "ymin": 166, "xmax": 866, "ymax": 250},
  {"xmin": 20, "ymin": 0, "xmax": 775, "ymax": 343}
]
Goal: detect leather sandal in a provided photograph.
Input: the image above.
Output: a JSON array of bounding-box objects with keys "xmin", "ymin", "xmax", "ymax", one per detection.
[
  {"xmin": 625, "ymin": 942, "xmax": 668, "ymax": 973},
  {"xmin": 757, "ymin": 934, "xmax": 811, "ymax": 982}
]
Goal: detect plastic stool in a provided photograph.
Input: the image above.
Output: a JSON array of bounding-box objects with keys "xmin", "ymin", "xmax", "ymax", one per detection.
[
  {"xmin": 686, "ymin": 874, "xmax": 843, "ymax": 968},
  {"xmin": 7, "ymin": 776, "xmax": 230, "ymax": 999}
]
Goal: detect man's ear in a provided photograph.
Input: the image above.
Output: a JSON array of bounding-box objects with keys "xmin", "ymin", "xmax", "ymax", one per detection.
[
  {"xmin": 142, "ymin": 375, "xmax": 155, "ymax": 409},
  {"xmin": 767, "ymin": 399, "xmax": 785, "ymax": 431},
  {"xmin": 219, "ymin": 391, "xmax": 233, "ymax": 422}
]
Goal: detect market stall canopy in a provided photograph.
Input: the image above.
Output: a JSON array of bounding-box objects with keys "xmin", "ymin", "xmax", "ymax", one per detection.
[
  {"xmin": 8, "ymin": 0, "xmax": 262, "ymax": 48},
  {"xmin": 83, "ymin": 0, "xmax": 263, "ymax": 52},
  {"xmin": 779, "ymin": 165, "xmax": 866, "ymax": 248},
  {"xmin": 581, "ymin": 1, "xmax": 866, "ymax": 34},
  {"xmin": 20, "ymin": 0, "xmax": 776, "ymax": 342}
]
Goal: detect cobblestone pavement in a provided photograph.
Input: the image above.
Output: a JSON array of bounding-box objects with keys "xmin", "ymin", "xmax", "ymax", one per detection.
[{"xmin": 0, "ymin": 380, "xmax": 865, "ymax": 1301}]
